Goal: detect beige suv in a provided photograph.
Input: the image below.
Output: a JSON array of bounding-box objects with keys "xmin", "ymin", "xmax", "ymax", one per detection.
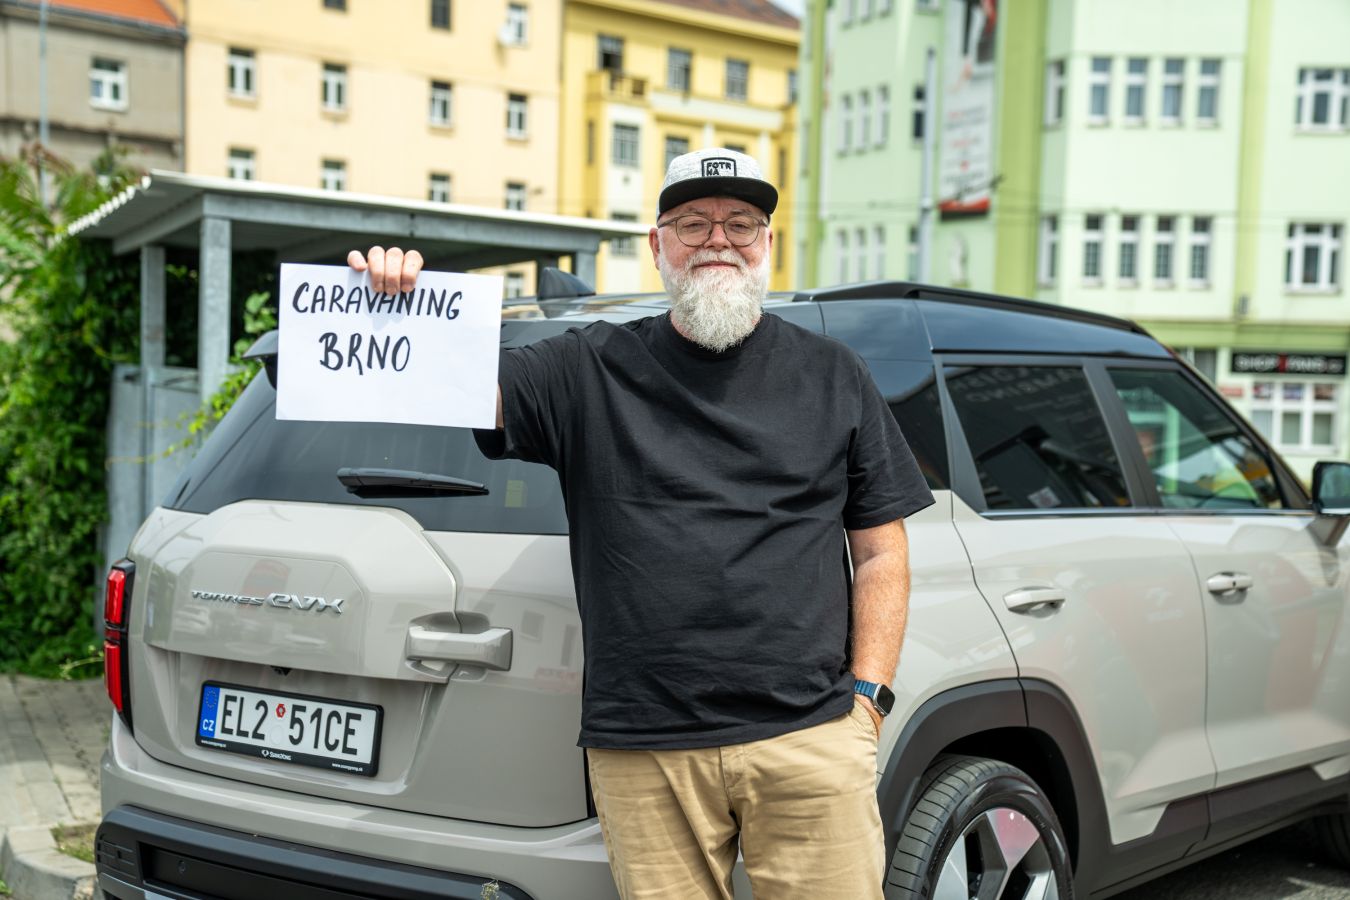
[{"xmin": 96, "ymin": 282, "xmax": 1350, "ymax": 900}]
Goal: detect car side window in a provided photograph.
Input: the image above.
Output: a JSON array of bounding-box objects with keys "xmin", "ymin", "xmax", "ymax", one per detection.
[
  {"xmin": 866, "ymin": 360, "xmax": 949, "ymax": 491},
  {"xmin": 1107, "ymin": 367, "xmax": 1284, "ymax": 510},
  {"xmin": 944, "ymin": 364, "xmax": 1132, "ymax": 510}
]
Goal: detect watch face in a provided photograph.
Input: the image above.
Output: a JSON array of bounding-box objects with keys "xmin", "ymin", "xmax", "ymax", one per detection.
[{"xmin": 875, "ymin": 683, "xmax": 896, "ymax": 715}]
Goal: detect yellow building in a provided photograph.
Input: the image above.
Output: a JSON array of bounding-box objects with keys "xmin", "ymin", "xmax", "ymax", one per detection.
[
  {"xmin": 560, "ymin": 0, "xmax": 799, "ymax": 292},
  {"xmin": 181, "ymin": 0, "xmax": 561, "ymax": 295}
]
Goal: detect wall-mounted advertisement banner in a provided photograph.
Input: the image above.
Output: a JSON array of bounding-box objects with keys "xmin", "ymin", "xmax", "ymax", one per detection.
[
  {"xmin": 277, "ymin": 263, "xmax": 502, "ymax": 429},
  {"xmin": 939, "ymin": 0, "xmax": 999, "ymax": 218},
  {"xmin": 1231, "ymin": 352, "xmax": 1348, "ymax": 376}
]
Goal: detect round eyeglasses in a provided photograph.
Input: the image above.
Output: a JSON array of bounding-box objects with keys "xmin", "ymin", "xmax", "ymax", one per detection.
[{"xmin": 657, "ymin": 214, "xmax": 767, "ymax": 248}]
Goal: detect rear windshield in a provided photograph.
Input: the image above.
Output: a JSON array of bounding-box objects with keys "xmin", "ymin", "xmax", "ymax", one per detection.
[{"xmin": 165, "ymin": 372, "xmax": 568, "ymax": 535}]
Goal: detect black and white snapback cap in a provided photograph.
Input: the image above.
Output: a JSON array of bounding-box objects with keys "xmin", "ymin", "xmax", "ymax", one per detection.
[{"xmin": 658, "ymin": 147, "xmax": 779, "ymax": 218}]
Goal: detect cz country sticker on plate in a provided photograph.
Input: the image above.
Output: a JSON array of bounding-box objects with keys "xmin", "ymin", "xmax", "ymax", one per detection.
[{"xmin": 196, "ymin": 682, "xmax": 382, "ymax": 776}]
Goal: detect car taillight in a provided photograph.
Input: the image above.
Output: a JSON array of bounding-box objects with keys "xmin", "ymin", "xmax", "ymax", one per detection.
[{"xmin": 104, "ymin": 560, "xmax": 135, "ymax": 731}]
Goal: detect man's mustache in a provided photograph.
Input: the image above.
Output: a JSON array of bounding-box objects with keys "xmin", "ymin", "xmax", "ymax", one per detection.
[{"xmin": 686, "ymin": 250, "xmax": 747, "ymax": 271}]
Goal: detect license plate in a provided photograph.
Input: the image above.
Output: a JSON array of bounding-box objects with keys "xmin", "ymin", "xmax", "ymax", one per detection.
[{"xmin": 195, "ymin": 682, "xmax": 382, "ymax": 776}]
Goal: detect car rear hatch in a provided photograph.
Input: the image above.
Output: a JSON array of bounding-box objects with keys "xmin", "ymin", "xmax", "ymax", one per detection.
[{"xmin": 125, "ymin": 343, "xmax": 585, "ymax": 827}]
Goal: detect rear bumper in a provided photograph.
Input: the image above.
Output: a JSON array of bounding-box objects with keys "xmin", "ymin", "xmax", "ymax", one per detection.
[
  {"xmin": 100, "ymin": 718, "xmax": 617, "ymax": 900},
  {"xmin": 97, "ymin": 806, "xmax": 534, "ymax": 900}
]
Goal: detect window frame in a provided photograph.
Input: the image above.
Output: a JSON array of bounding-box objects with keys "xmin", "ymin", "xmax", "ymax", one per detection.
[
  {"xmin": 1196, "ymin": 58, "xmax": 1221, "ymax": 126},
  {"xmin": 1123, "ymin": 57, "xmax": 1147, "ymax": 125},
  {"xmin": 667, "ymin": 47, "xmax": 692, "ymax": 92},
  {"xmin": 1154, "ymin": 214, "xmax": 1176, "ymax": 286},
  {"xmin": 855, "ymin": 227, "xmax": 868, "ymax": 281},
  {"xmin": 598, "ymin": 34, "xmax": 624, "ymax": 72},
  {"xmin": 1295, "ymin": 68, "xmax": 1350, "ymax": 132},
  {"xmin": 506, "ymin": 3, "xmax": 528, "ymax": 45},
  {"xmin": 837, "ymin": 229, "xmax": 849, "ymax": 283},
  {"xmin": 1251, "ymin": 379, "xmax": 1340, "ymax": 455},
  {"xmin": 725, "ymin": 57, "xmax": 750, "ymax": 101},
  {"xmin": 428, "ymin": 80, "xmax": 453, "ymax": 127},
  {"xmin": 1188, "ymin": 215, "xmax": 1213, "ymax": 287},
  {"xmin": 1082, "ymin": 213, "xmax": 1105, "ymax": 284},
  {"xmin": 912, "ymin": 84, "xmax": 926, "ymax": 142},
  {"xmin": 1284, "ymin": 222, "xmax": 1343, "ymax": 292},
  {"xmin": 664, "ymin": 135, "xmax": 690, "ymax": 169},
  {"xmin": 227, "ymin": 48, "xmax": 256, "ymax": 99},
  {"xmin": 90, "ymin": 57, "xmax": 128, "ymax": 111},
  {"xmin": 227, "ymin": 147, "xmax": 255, "ymax": 181},
  {"xmin": 1044, "ymin": 60, "xmax": 1065, "ymax": 127},
  {"xmin": 427, "ymin": 172, "xmax": 451, "ymax": 203},
  {"xmin": 876, "ymin": 84, "xmax": 890, "ymax": 147},
  {"xmin": 1088, "ymin": 56, "xmax": 1111, "ymax": 125},
  {"xmin": 320, "ymin": 158, "xmax": 346, "ymax": 192},
  {"xmin": 1118, "ymin": 214, "xmax": 1140, "ymax": 285},
  {"xmin": 839, "ymin": 94, "xmax": 853, "ymax": 154},
  {"xmin": 506, "ymin": 93, "xmax": 528, "ymax": 139},
  {"xmin": 874, "ymin": 225, "xmax": 886, "ymax": 279},
  {"xmin": 1160, "ymin": 57, "xmax": 1184, "ymax": 125},
  {"xmin": 430, "ymin": 0, "xmax": 451, "ymax": 30},
  {"xmin": 1038, "ymin": 214, "xmax": 1058, "ymax": 286},
  {"xmin": 505, "ymin": 181, "xmax": 527, "ymax": 211},
  {"xmin": 321, "ymin": 62, "xmax": 347, "ymax": 112},
  {"xmin": 611, "ymin": 123, "xmax": 640, "ymax": 167},
  {"xmin": 858, "ymin": 89, "xmax": 872, "ymax": 149}
]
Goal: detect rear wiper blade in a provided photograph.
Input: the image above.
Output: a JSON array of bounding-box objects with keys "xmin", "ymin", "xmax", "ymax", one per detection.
[{"xmin": 337, "ymin": 467, "xmax": 489, "ymax": 498}]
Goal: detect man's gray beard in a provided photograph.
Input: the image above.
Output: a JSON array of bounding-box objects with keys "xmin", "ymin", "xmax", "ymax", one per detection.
[{"xmin": 657, "ymin": 247, "xmax": 771, "ymax": 353}]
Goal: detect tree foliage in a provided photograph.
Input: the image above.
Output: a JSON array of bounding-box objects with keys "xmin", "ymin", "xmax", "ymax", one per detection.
[{"xmin": 0, "ymin": 146, "xmax": 143, "ymax": 675}]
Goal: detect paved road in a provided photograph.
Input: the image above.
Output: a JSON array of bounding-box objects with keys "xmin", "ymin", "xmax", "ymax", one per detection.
[{"xmin": 1114, "ymin": 823, "xmax": 1350, "ymax": 899}]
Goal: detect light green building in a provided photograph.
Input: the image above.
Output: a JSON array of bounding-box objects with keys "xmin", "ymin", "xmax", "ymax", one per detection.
[{"xmin": 795, "ymin": 0, "xmax": 1350, "ymax": 482}]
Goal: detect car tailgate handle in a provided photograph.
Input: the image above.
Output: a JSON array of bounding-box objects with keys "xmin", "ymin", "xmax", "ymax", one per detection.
[
  {"xmin": 1003, "ymin": 587, "xmax": 1066, "ymax": 615},
  {"xmin": 1206, "ymin": 572, "xmax": 1253, "ymax": 596},
  {"xmin": 405, "ymin": 625, "xmax": 513, "ymax": 672}
]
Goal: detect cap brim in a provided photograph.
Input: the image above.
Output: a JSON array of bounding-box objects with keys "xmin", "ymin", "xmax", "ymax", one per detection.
[{"xmin": 658, "ymin": 177, "xmax": 778, "ymax": 217}]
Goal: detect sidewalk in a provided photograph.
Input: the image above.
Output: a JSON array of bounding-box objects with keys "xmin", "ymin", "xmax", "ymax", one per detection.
[{"xmin": 0, "ymin": 675, "xmax": 107, "ymax": 900}]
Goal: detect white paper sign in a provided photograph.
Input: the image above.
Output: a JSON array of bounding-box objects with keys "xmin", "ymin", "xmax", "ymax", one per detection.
[{"xmin": 276, "ymin": 263, "xmax": 502, "ymax": 429}]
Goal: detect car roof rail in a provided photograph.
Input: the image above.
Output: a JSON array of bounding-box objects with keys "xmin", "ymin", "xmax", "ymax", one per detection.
[{"xmin": 792, "ymin": 280, "xmax": 1149, "ymax": 336}]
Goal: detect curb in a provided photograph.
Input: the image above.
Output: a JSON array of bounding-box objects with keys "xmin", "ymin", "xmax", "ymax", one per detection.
[{"xmin": 0, "ymin": 826, "xmax": 100, "ymax": 900}]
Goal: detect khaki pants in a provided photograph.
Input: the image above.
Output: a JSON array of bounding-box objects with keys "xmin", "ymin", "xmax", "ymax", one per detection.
[{"xmin": 586, "ymin": 697, "xmax": 886, "ymax": 899}]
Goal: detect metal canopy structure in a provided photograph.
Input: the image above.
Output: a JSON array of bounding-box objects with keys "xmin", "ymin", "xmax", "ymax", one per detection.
[{"xmin": 70, "ymin": 170, "xmax": 648, "ymax": 402}]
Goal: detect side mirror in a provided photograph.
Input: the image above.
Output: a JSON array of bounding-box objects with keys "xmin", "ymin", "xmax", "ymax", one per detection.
[{"xmin": 1311, "ymin": 461, "xmax": 1350, "ymax": 515}]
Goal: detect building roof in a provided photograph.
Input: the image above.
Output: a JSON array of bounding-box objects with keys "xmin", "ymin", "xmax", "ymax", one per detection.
[
  {"xmin": 653, "ymin": 0, "xmax": 798, "ymax": 30},
  {"xmin": 12, "ymin": 0, "xmax": 181, "ymax": 28}
]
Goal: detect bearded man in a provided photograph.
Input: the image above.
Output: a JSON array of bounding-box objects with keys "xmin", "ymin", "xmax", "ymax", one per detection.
[{"xmin": 349, "ymin": 148, "xmax": 934, "ymax": 900}]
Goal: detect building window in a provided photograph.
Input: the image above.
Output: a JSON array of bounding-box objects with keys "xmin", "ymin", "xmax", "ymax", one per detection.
[
  {"xmin": 1044, "ymin": 60, "xmax": 1065, "ymax": 126},
  {"xmin": 1124, "ymin": 57, "xmax": 1147, "ymax": 124},
  {"xmin": 1161, "ymin": 58, "xmax": 1184, "ymax": 124},
  {"xmin": 1119, "ymin": 214, "xmax": 1140, "ymax": 284},
  {"xmin": 504, "ymin": 271, "xmax": 525, "ymax": 299},
  {"xmin": 429, "ymin": 81, "xmax": 452, "ymax": 126},
  {"xmin": 610, "ymin": 212, "xmax": 638, "ymax": 257},
  {"xmin": 876, "ymin": 85, "xmax": 890, "ymax": 146},
  {"xmin": 89, "ymin": 58, "xmax": 128, "ymax": 110},
  {"xmin": 1088, "ymin": 56, "xmax": 1111, "ymax": 124},
  {"xmin": 505, "ymin": 182, "xmax": 527, "ymax": 211},
  {"xmin": 321, "ymin": 159, "xmax": 345, "ymax": 191},
  {"xmin": 843, "ymin": 0, "xmax": 856, "ymax": 24},
  {"xmin": 726, "ymin": 142, "xmax": 747, "ymax": 154},
  {"xmin": 664, "ymin": 135, "xmax": 688, "ymax": 169},
  {"xmin": 1038, "ymin": 215, "xmax": 1058, "ymax": 286},
  {"xmin": 506, "ymin": 93, "xmax": 528, "ymax": 138},
  {"xmin": 837, "ymin": 230, "xmax": 849, "ymax": 283},
  {"xmin": 858, "ymin": 90, "xmax": 872, "ymax": 149},
  {"xmin": 598, "ymin": 34, "xmax": 624, "ymax": 73},
  {"xmin": 668, "ymin": 48, "xmax": 692, "ymax": 92},
  {"xmin": 839, "ymin": 95, "xmax": 853, "ymax": 153},
  {"xmin": 1154, "ymin": 215, "xmax": 1176, "ymax": 284},
  {"xmin": 881, "ymin": 0, "xmax": 894, "ymax": 11},
  {"xmin": 1285, "ymin": 223, "xmax": 1343, "ymax": 292},
  {"xmin": 506, "ymin": 3, "xmax": 528, "ymax": 44},
  {"xmin": 1295, "ymin": 68, "xmax": 1350, "ymax": 131},
  {"xmin": 912, "ymin": 84, "xmax": 926, "ymax": 141},
  {"xmin": 917, "ymin": 0, "xmax": 938, "ymax": 8},
  {"xmin": 855, "ymin": 227, "xmax": 868, "ymax": 280},
  {"xmin": 1196, "ymin": 59, "xmax": 1220, "ymax": 125},
  {"xmin": 726, "ymin": 58, "xmax": 749, "ymax": 101},
  {"xmin": 861, "ymin": 0, "xmax": 875, "ymax": 19},
  {"xmin": 1083, "ymin": 213, "xmax": 1104, "ymax": 283},
  {"xmin": 612, "ymin": 123, "xmax": 639, "ymax": 166},
  {"xmin": 1189, "ymin": 216, "xmax": 1212, "ymax": 286},
  {"xmin": 586, "ymin": 121, "xmax": 595, "ymax": 165},
  {"xmin": 430, "ymin": 0, "xmax": 450, "ymax": 30},
  {"xmin": 907, "ymin": 225, "xmax": 919, "ymax": 279},
  {"xmin": 323, "ymin": 0, "xmax": 345, "ymax": 9},
  {"xmin": 227, "ymin": 148, "xmax": 254, "ymax": 181},
  {"xmin": 874, "ymin": 225, "xmax": 885, "ymax": 278},
  {"xmin": 788, "ymin": 68, "xmax": 798, "ymax": 103},
  {"xmin": 322, "ymin": 63, "xmax": 347, "ymax": 112},
  {"xmin": 1251, "ymin": 381, "xmax": 1338, "ymax": 453},
  {"xmin": 428, "ymin": 172, "xmax": 451, "ymax": 202},
  {"xmin": 227, "ymin": 48, "xmax": 255, "ymax": 98}
]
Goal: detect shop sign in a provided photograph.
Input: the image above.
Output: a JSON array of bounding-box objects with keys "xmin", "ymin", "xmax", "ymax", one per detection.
[
  {"xmin": 1218, "ymin": 384, "xmax": 1245, "ymax": 398},
  {"xmin": 1230, "ymin": 352, "xmax": 1347, "ymax": 376}
]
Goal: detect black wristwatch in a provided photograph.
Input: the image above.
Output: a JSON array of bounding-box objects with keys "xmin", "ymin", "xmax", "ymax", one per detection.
[{"xmin": 853, "ymin": 679, "xmax": 895, "ymax": 717}]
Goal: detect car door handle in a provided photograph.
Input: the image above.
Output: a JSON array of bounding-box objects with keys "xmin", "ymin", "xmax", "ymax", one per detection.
[
  {"xmin": 405, "ymin": 625, "xmax": 513, "ymax": 672},
  {"xmin": 1206, "ymin": 572, "xmax": 1253, "ymax": 596},
  {"xmin": 1003, "ymin": 587, "xmax": 1066, "ymax": 614}
]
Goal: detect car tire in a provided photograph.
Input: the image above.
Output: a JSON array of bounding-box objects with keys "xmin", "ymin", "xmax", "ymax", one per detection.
[
  {"xmin": 1312, "ymin": 812, "xmax": 1350, "ymax": 867},
  {"xmin": 886, "ymin": 754, "xmax": 1076, "ymax": 900}
]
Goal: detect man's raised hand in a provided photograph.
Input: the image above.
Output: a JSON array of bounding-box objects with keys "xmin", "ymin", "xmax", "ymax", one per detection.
[{"xmin": 347, "ymin": 246, "xmax": 424, "ymax": 296}]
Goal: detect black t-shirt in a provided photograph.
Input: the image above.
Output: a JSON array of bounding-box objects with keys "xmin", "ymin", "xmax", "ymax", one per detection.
[{"xmin": 474, "ymin": 312, "xmax": 935, "ymax": 749}]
